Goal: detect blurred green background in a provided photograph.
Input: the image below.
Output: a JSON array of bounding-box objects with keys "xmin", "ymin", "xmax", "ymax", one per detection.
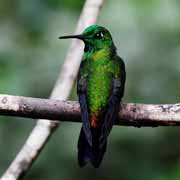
[{"xmin": 1, "ymin": 0, "xmax": 180, "ymax": 179}]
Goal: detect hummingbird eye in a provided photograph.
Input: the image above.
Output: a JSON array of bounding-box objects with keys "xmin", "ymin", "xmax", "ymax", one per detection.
[{"xmin": 95, "ymin": 31, "xmax": 104, "ymax": 39}]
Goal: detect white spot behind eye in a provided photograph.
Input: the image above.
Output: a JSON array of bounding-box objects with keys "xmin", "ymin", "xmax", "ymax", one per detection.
[{"xmin": 100, "ymin": 31, "xmax": 104, "ymax": 38}]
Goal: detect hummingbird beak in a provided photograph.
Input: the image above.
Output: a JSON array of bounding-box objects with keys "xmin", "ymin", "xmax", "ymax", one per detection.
[{"xmin": 59, "ymin": 34, "xmax": 84, "ymax": 40}]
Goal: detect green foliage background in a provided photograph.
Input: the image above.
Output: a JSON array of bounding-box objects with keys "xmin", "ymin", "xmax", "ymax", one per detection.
[{"xmin": 1, "ymin": 0, "xmax": 180, "ymax": 179}]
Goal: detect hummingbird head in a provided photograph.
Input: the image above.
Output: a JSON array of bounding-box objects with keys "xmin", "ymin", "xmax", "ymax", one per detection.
[{"xmin": 59, "ymin": 25, "xmax": 116, "ymax": 53}]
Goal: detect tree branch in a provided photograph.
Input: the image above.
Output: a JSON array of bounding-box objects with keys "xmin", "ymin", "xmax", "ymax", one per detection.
[
  {"xmin": 1, "ymin": 0, "xmax": 105, "ymax": 180},
  {"xmin": 0, "ymin": 94, "xmax": 180, "ymax": 127}
]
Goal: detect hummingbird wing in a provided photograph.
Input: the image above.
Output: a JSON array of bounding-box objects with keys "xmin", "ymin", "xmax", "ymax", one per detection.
[
  {"xmin": 77, "ymin": 61, "xmax": 92, "ymax": 146},
  {"xmin": 99, "ymin": 58, "xmax": 126, "ymax": 148}
]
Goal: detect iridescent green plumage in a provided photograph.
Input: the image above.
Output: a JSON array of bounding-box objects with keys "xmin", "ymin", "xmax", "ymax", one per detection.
[
  {"xmin": 59, "ymin": 25, "xmax": 126, "ymax": 168},
  {"xmin": 80, "ymin": 50, "xmax": 124, "ymax": 126}
]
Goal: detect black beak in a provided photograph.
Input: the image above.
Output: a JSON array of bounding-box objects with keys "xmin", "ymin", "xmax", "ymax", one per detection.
[{"xmin": 59, "ymin": 34, "xmax": 84, "ymax": 40}]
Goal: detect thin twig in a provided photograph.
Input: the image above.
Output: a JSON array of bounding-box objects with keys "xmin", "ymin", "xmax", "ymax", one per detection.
[
  {"xmin": 0, "ymin": 94, "xmax": 180, "ymax": 127},
  {"xmin": 0, "ymin": 0, "xmax": 105, "ymax": 180}
]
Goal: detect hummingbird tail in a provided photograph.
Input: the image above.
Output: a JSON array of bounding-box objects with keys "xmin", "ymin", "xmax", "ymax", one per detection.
[{"xmin": 78, "ymin": 127, "xmax": 107, "ymax": 168}]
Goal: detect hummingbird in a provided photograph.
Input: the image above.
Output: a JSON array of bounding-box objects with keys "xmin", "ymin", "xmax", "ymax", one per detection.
[{"xmin": 59, "ymin": 25, "xmax": 126, "ymax": 168}]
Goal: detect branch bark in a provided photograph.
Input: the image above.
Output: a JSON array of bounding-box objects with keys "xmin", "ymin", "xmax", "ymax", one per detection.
[
  {"xmin": 1, "ymin": 0, "xmax": 105, "ymax": 180},
  {"xmin": 0, "ymin": 94, "xmax": 180, "ymax": 127}
]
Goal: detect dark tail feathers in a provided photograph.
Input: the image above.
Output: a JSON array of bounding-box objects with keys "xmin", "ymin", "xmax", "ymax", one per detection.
[{"xmin": 78, "ymin": 127, "xmax": 107, "ymax": 168}]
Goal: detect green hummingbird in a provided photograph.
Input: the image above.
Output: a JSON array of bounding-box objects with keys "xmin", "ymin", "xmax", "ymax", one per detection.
[{"xmin": 59, "ymin": 25, "xmax": 126, "ymax": 168}]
